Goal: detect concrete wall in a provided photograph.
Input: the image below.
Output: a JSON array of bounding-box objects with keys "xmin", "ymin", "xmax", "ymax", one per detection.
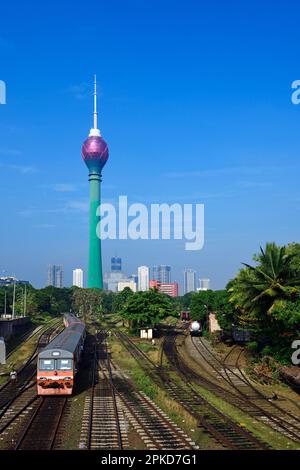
[
  {"xmin": 0, "ymin": 317, "xmax": 30, "ymax": 340},
  {"xmin": 209, "ymin": 313, "xmax": 222, "ymax": 333}
]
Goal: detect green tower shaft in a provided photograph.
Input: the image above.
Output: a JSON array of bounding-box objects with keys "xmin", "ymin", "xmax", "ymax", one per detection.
[{"xmin": 88, "ymin": 171, "xmax": 103, "ymax": 288}]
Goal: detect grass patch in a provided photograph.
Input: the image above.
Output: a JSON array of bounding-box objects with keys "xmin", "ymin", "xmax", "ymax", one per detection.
[{"xmin": 138, "ymin": 342, "xmax": 156, "ymax": 353}]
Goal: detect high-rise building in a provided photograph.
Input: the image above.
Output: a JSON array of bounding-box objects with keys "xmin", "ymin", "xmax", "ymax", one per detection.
[
  {"xmin": 149, "ymin": 280, "xmax": 178, "ymax": 297},
  {"xmin": 73, "ymin": 269, "xmax": 83, "ymax": 288},
  {"xmin": 111, "ymin": 257, "xmax": 122, "ymax": 272},
  {"xmin": 152, "ymin": 265, "xmax": 171, "ymax": 284},
  {"xmin": 198, "ymin": 278, "xmax": 210, "ymax": 291},
  {"xmin": 48, "ymin": 265, "xmax": 63, "ymax": 288},
  {"xmin": 138, "ymin": 266, "xmax": 149, "ymax": 291},
  {"xmin": 184, "ymin": 269, "xmax": 196, "ymax": 294},
  {"xmin": 82, "ymin": 75, "xmax": 109, "ymax": 288}
]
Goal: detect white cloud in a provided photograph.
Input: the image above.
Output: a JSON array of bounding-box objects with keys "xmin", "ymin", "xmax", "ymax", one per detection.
[
  {"xmin": 42, "ymin": 183, "xmax": 77, "ymax": 192},
  {"xmin": 66, "ymin": 200, "xmax": 89, "ymax": 212},
  {"xmin": 0, "ymin": 162, "xmax": 38, "ymax": 174},
  {"xmin": 0, "ymin": 148, "xmax": 22, "ymax": 157}
]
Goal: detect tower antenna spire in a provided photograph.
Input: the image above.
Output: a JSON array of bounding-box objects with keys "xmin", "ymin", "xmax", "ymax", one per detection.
[
  {"xmin": 93, "ymin": 74, "xmax": 98, "ymax": 129},
  {"xmin": 89, "ymin": 75, "xmax": 101, "ymax": 137}
]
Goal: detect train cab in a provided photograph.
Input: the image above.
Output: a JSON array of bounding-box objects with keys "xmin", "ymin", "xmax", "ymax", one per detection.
[{"xmin": 37, "ymin": 349, "xmax": 74, "ymax": 395}]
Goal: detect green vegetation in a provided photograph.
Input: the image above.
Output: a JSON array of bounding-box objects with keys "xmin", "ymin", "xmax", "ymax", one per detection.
[
  {"xmin": 119, "ymin": 288, "xmax": 176, "ymax": 332},
  {"xmin": 189, "ymin": 289, "xmax": 236, "ymax": 331},
  {"xmin": 227, "ymin": 242, "xmax": 300, "ymax": 363},
  {"xmin": 0, "ymin": 285, "xmax": 73, "ymax": 318},
  {"xmin": 0, "ymin": 285, "xmax": 114, "ymax": 323},
  {"xmin": 172, "ymin": 242, "xmax": 300, "ymax": 364},
  {"xmin": 72, "ymin": 287, "xmax": 114, "ymax": 322}
]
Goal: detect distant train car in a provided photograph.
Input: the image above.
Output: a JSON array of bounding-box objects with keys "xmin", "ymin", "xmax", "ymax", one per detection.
[
  {"xmin": 189, "ymin": 320, "xmax": 202, "ymax": 337},
  {"xmin": 37, "ymin": 314, "xmax": 85, "ymax": 396},
  {"xmin": 180, "ymin": 311, "xmax": 190, "ymax": 321}
]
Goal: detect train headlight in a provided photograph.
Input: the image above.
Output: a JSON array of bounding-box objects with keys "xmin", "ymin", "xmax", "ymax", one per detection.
[{"xmin": 64, "ymin": 377, "xmax": 72, "ymax": 381}]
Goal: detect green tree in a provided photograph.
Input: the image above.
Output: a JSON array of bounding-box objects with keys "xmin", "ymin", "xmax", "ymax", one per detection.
[
  {"xmin": 120, "ymin": 288, "xmax": 174, "ymax": 331},
  {"xmin": 72, "ymin": 288, "xmax": 107, "ymax": 322},
  {"xmin": 112, "ymin": 287, "xmax": 134, "ymax": 313},
  {"xmin": 228, "ymin": 242, "xmax": 300, "ymax": 320},
  {"xmin": 271, "ymin": 295, "xmax": 300, "ymax": 327},
  {"xmin": 212, "ymin": 290, "xmax": 237, "ymax": 330},
  {"xmin": 190, "ymin": 290, "xmax": 214, "ymax": 326},
  {"xmin": 286, "ymin": 243, "xmax": 300, "ymax": 276}
]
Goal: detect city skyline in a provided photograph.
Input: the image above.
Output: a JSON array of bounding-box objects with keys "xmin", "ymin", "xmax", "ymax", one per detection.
[
  {"xmin": 41, "ymin": 261, "xmax": 207, "ymax": 294},
  {"xmin": 1, "ymin": 2, "xmax": 300, "ymax": 290}
]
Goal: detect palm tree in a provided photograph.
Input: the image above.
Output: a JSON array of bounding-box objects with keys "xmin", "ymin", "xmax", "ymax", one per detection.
[{"xmin": 229, "ymin": 242, "xmax": 300, "ymax": 319}]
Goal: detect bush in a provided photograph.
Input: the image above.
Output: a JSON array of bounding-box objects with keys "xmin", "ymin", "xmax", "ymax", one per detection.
[
  {"xmin": 246, "ymin": 341, "xmax": 259, "ymax": 354},
  {"xmin": 261, "ymin": 345, "xmax": 272, "ymax": 356}
]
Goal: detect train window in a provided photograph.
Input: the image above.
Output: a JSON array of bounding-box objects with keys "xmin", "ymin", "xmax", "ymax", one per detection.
[
  {"xmin": 39, "ymin": 359, "xmax": 55, "ymax": 370},
  {"xmin": 56, "ymin": 359, "xmax": 72, "ymax": 370}
]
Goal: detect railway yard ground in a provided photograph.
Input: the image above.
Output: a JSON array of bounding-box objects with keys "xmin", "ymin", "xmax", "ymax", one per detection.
[{"xmin": 0, "ymin": 317, "xmax": 299, "ymax": 451}]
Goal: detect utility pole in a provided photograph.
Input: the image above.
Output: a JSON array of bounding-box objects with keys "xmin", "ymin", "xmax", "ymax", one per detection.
[
  {"xmin": 4, "ymin": 290, "xmax": 6, "ymax": 318},
  {"xmin": 12, "ymin": 281, "xmax": 16, "ymax": 319},
  {"xmin": 24, "ymin": 285, "xmax": 27, "ymax": 317}
]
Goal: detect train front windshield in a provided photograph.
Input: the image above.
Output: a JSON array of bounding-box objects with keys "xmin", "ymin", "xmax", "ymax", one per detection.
[
  {"xmin": 57, "ymin": 359, "xmax": 72, "ymax": 370},
  {"xmin": 39, "ymin": 359, "xmax": 55, "ymax": 371},
  {"xmin": 39, "ymin": 358, "xmax": 73, "ymax": 371}
]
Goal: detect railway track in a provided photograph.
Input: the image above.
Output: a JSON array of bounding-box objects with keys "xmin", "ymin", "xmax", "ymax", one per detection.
[
  {"xmin": 13, "ymin": 396, "xmax": 67, "ymax": 450},
  {"xmin": 80, "ymin": 331, "xmax": 196, "ymax": 450},
  {"xmin": 188, "ymin": 336, "xmax": 300, "ymax": 443},
  {"xmin": 79, "ymin": 333, "xmax": 124, "ymax": 450},
  {"xmin": 113, "ymin": 373, "xmax": 197, "ymax": 450},
  {"xmin": 115, "ymin": 330, "xmax": 267, "ymax": 450},
  {"xmin": 0, "ymin": 320, "xmax": 64, "ymax": 449},
  {"xmin": 0, "ymin": 319, "xmax": 62, "ymax": 412}
]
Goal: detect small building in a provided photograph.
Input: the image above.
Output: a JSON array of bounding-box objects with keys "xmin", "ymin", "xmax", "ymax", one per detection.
[
  {"xmin": 117, "ymin": 280, "xmax": 137, "ymax": 292},
  {"xmin": 140, "ymin": 328, "xmax": 153, "ymax": 340},
  {"xmin": 0, "ymin": 337, "xmax": 6, "ymax": 365}
]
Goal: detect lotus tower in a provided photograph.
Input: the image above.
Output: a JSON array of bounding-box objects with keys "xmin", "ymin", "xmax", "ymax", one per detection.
[{"xmin": 82, "ymin": 76, "xmax": 109, "ymax": 288}]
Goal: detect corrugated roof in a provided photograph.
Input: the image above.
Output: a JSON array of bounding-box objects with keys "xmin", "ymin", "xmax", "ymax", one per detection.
[{"xmin": 42, "ymin": 318, "xmax": 85, "ymax": 355}]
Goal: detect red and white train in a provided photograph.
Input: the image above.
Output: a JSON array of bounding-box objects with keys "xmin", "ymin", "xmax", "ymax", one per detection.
[{"xmin": 37, "ymin": 314, "xmax": 86, "ymax": 395}]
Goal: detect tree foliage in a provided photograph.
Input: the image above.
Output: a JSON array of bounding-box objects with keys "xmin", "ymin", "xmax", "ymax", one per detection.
[
  {"xmin": 72, "ymin": 288, "xmax": 114, "ymax": 322},
  {"xmin": 120, "ymin": 288, "xmax": 175, "ymax": 331},
  {"xmin": 228, "ymin": 242, "xmax": 300, "ymax": 322},
  {"xmin": 227, "ymin": 242, "xmax": 300, "ymax": 360},
  {"xmin": 112, "ymin": 287, "xmax": 134, "ymax": 313}
]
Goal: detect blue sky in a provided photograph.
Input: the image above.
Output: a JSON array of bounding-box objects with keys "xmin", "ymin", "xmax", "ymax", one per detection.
[{"xmin": 0, "ymin": 0, "xmax": 300, "ymax": 291}]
